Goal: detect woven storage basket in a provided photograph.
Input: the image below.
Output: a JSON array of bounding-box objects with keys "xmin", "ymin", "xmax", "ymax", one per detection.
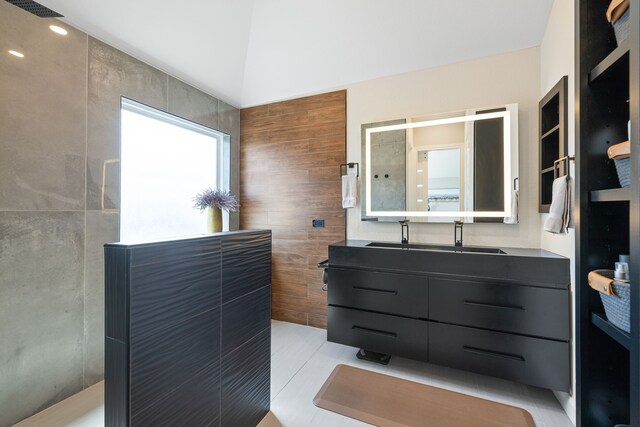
[
  {"xmin": 614, "ymin": 157, "xmax": 631, "ymax": 187},
  {"xmin": 613, "ymin": 9, "xmax": 630, "ymax": 45},
  {"xmin": 594, "ymin": 269, "xmax": 631, "ymax": 333}
]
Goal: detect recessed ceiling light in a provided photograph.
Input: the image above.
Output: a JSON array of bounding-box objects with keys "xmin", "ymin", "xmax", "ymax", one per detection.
[
  {"xmin": 49, "ymin": 25, "xmax": 67, "ymax": 35},
  {"xmin": 8, "ymin": 50, "xmax": 24, "ymax": 58}
]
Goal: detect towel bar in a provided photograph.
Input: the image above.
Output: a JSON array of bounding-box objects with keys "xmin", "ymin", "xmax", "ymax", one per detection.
[
  {"xmin": 340, "ymin": 162, "xmax": 359, "ymax": 178},
  {"xmin": 553, "ymin": 155, "xmax": 575, "ymax": 179}
]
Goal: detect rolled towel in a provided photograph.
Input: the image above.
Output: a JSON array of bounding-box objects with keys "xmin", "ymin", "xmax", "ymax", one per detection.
[
  {"xmin": 504, "ymin": 190, "xmax": 519, "ymax": 224},
  {"xmin": 342, "ymin": 167, "xmax": 357, "ymax": 208},
  {"xmin": 544, "ymin": 175, "xmax": 571, "ymax": 234}
]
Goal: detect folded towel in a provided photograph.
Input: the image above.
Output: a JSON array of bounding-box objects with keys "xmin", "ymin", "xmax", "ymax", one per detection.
[
  {"xmin": 607, "ymin": 0, "xmax": 629, "ymax": 23},
  {"xmin": 504, "ymin": 190, "xmax": 519, "ymax": 224},
  {"xmin": 342, "ymin": 168, "xmax": 357, "ymax": 208},
  {"xmin": 544, "ymin": 175, "xmax": 572, "ymax": 234}
]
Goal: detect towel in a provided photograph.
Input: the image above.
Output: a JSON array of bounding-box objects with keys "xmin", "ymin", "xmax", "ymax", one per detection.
[
  {"xmin": 544, "ymin": 175, "xmax": 572, "ymax": 234},
  {"xmin": 342, "ymin": 168, "xmax": 357, "ymax": 208},
  {"xmin": 607, "ymin": 0, "xmax": 629, "ymax": 23},
  {"xmin": 504, "ymin": 190, "xmax": 519, "ymax": 224}
]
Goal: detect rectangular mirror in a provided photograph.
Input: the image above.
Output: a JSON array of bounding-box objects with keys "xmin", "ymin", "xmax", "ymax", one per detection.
[{"xmin": 361, "ymin": 104, "xmax": 518, "ymax": 223}]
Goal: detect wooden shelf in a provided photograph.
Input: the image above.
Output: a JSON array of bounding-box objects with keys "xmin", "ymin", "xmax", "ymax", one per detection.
[
  {"xmin": 590, "ymin": 188, "xmax": 630, "ymax": 202},
  {"xmin": 541, "ymin": 124, "xmax": 560, "ymax": 140},
  {"xmin": 591, "ymin": 312, "xmax": 631, "ymax": 350},
  {"xmin": 589, "ymin": 39, "xmax": 630, "ymax": 83}
]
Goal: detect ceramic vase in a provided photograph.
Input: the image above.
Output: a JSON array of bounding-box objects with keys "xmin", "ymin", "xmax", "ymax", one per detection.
[{"xmin": 207, "ymin": 206, "xmax": 222, "ymax": 233}]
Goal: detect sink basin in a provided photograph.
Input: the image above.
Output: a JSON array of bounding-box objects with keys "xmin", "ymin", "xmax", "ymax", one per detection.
[{"xmin": 365, "ymin": 242, "xmax": 506, "ymax": 254}]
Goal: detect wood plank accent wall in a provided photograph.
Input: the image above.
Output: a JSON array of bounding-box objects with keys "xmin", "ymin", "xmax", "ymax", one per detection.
[{"xmin": 240, "ymin": 90, "xmax": 346, "ymax": 328}]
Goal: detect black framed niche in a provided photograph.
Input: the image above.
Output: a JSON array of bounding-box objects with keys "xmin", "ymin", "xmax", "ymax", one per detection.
[{"xmin": 539, "ymin": 75, "xmax": 568, "ymax": 213}]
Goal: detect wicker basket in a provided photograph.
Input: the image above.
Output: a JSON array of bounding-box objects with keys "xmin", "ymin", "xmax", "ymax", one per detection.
[
  {"xmin": 614, "ymin": 157, "xmax": 631, "ymax": 187},
  {"xmin": 594, "ymin": 269, "xmax": 631, "ymax": 333},
  {"xmin": 613, "ymin": 9, "xmax": 630, "ymax": 45}
]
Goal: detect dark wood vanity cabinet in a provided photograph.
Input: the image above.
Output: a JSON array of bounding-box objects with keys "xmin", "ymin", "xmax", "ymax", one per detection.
[{"xmin": 326, "ymin": 241, "xmax": 571, "ymax": 392}]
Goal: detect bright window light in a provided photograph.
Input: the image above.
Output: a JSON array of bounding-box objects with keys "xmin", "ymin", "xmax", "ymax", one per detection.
[{"xmin": 120, "ymin": 98, "xmax": 229, "ymax": 242}]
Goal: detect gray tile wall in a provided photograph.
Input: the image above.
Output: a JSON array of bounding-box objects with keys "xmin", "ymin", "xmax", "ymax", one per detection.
[{"xmin": 0, "ymin": 2, "xmax": 240, "ymax": 425}]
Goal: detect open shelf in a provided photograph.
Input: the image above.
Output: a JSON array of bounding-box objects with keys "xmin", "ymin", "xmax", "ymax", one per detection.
[
  {"xmin": 541, "ymin": 124, "xmax": 560, "ymax": 140},
  {"xmin": 589, "ymin": 39, "xmax": 630, "ymax": 83},
  {"xmin": 591, "ymin": 312, "xmax": 631, "ymax": 350},
  {"xmin": 590, "ymin": 188, "xmax": 631, "ymax": 202}
]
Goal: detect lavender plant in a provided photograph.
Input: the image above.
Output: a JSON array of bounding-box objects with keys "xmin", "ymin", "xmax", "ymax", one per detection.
[{"xmin": 193, "ymin": 188, "xmax": 240, "ymax": 212}]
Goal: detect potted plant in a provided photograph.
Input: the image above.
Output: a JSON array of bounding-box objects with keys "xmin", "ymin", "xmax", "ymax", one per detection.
[{"xmin": 193, "ymin": 188, "xmax": 239, "ymax": 233}]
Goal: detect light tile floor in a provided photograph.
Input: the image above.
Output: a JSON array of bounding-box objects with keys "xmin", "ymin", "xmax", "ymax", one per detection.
[{"xmin": 15, "ymin": 321, "xmax": 573, "ymax": 426}]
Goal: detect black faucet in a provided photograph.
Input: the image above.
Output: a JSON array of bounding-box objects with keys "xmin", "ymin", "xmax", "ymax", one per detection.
[
  {"xmin": 454, "ymin": 221, "xmax": 463, "ymax": 247},
  {"xmin": 399, "ymin": 220, "xmax": 410, "ymax": 244}
]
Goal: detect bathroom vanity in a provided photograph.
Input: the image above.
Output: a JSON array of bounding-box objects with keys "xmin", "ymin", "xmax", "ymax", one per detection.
[{"xmin": 326, "ymin": 240, "xmax": 570, "ymax": 392}]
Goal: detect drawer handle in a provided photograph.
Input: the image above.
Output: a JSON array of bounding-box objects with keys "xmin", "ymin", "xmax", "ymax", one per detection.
[
  {"xmin": 462, "ymin": 345, "xmax": 526, "ymax": 362},
  {"xmin": 352, "ymin": 325, "xmax": 397, "ymax": 338},
  {"xmin": 353, "ymin": 286, "xmax": 398, "ymax": 295},
  {"xmin": 463, "ymin": 300, "xmax": 525, "ymax": 311}
]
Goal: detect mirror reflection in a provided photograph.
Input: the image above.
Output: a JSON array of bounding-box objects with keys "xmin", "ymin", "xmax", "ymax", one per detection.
[{"xmin": 361, "ymin": 105, "xmax": 518, "ymax": 223}]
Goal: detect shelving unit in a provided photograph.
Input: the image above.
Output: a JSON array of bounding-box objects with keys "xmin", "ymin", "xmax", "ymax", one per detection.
[
  {"xmin": 539, "ymin": 76, "xmax": 568, "ymax": 213},
  {"xmin": 576, "ymin": 1, "xmax": 639, "ymax": 425}
]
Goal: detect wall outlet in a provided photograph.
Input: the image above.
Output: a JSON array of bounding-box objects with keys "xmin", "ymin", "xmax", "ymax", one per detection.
[{"xmin": 312, "ymin": 219, "xmax": 325, "ymax": 228}]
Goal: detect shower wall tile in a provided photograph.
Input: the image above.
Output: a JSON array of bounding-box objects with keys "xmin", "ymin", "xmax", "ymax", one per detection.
[
  {"xmin": 167, "ymin": 76, "xmax": 219, "ymax": 130},
  {"xmin": 0, "ymin": 2, "xmax": 87, "ymax": 211},
  {"xmin": 0, "ymin": 211, "xmax": 85, "ymax": 427},
  {"xmin": 86, "ymin": 37, "xmax": 168, "ymax": 211},
  {"xmin": 219, "ymin": 100, "xmax": 241, "ymax": 230},
  {"xmin": 83, "ymin": 211, "xmax": 120, "ymax": 388}
]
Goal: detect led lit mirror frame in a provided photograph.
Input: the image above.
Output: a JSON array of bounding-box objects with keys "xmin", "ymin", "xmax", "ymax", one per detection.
[{"xmin": 365, "ymin": 109, "xmax": 516, "ymax": 218}]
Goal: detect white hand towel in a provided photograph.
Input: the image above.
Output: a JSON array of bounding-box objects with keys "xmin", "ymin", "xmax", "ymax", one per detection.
[
  {"xmin": 504, "ymin": 190, "xmax": 519, "ymax": 224},
  {"xmin": 342, "ymin": 168, "xmax": 357, "ymax": 208},
  {"xmin": 544, "ymin": 175, "xmax": 572, "ymax": 233}
]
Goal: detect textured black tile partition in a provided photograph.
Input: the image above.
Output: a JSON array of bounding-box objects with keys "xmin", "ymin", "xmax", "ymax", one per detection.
[
  {"xmin": 131, "ymin": 362, "xmax": 221, "ymax": 426},
  {"xmin": 222, "ymin": 329, "xmax": 271, "ymax": 427},
  {"xmin": 105, "ymin": 230, "xmax": 271, "ymax": 427},
  {"xmin": 221, "ymin": 231, "xmax": 271, "ymax": 303},
  {"xmin": 104, "ymin": 247, "xmax": 129, "ymax": 342},
  {"xmin": 105, "ymin": 338, "xmax": 128, "ymax": 427},
  {"xmin": 221, "ymin": 285, "xmax": 271, "ymax": 357},
  {"xmin": 129, "ymin": 307, "xmax": 220, "ymax": 416},
  {"xmin": 129, "ymin": 249, "xmax": 221, "ymax": 338}
]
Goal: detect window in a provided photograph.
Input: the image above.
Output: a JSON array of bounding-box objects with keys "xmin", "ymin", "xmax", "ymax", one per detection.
[{"xmin": 119, "ymin": 98, "xmax": 230, "ymax": 242}]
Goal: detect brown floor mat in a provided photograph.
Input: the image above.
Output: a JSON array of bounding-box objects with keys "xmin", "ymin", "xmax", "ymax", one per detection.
[{"xmin": 313, "ymin": 364, "xmax": 536, "ymax": 427}]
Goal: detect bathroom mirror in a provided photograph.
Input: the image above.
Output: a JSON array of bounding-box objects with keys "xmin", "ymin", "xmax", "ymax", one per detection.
[{"xmin": 361, "ymin": 104, "xmax": 518, "ymax": 223}]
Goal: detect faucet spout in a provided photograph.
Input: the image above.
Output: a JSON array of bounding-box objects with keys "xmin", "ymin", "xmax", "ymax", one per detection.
[{"xmin": 399, "ymin": 220, "xmax": 410, "ymax": 244}]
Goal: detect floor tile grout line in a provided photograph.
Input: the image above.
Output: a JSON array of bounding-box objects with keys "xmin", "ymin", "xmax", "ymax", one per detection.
[{"xmin": 270, "ymin": 337, "xmax": 326, "ymax": 402}]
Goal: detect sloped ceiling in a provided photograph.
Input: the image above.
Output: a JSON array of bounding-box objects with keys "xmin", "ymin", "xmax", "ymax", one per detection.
[{"xmin": 36, "ymin": 0, "xmax": 554, "ymax": 108}]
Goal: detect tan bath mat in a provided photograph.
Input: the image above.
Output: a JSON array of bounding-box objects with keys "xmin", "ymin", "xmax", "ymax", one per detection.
[{"xmin": 313, "ymin": 364, "xmax": 535, "ymax": 427}]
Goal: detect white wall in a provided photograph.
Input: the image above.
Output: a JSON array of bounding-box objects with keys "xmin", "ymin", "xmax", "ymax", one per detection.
[
  {"xmin": 539, "ymin": 0, "xmax": 576, "ymax": 424},
  {"xmin": 346, "ymin": 47, "xmax": 541, "ymax": 248}
]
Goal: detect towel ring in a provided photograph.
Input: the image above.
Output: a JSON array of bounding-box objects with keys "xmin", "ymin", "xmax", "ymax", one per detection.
[{"xmin": 553, "ymin": 156, "xmax": 575, "ymax": 179}]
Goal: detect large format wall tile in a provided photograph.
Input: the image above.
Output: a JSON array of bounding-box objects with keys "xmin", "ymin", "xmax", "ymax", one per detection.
[
  {"xmin": 83, "ymin": 211, "xmax": 119, "ymax": 387},
  {"xmin": 167, "ymin": 76, "xmax": 219, "ymax": 130},
  {"xmin": 0, "ymin": 212, "xmax": 84, "ymax": 426},
  {"xmin": 86, "ymin": 37, "xmax": 168, "ymax": 211},
  {"xmin": 240, "ymin": 91, "xmax": 346, "ymax": 327},
  {"xmin": 219, "ymin": 100, "xmax": 241, "ymax": 230},
  {"xmin": 0, "ymin": 1, "xmax": 87, "ymax": 211}
]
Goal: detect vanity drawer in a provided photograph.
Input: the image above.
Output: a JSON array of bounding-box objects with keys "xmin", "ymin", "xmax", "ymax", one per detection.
[
  {"xmin": 429, "ymin": 322, "xmax": 569, "ymax": 392},
  {"xmin": 429, "ymin": 278, "xmax": 569, "ymax": 341},
  {"xmin": 328, "ymin": 268, "xmax": 428, "ymax": 318},
  {"xmin": 327, "ymin": 306, "xmax": 428, "ymax": 361}
]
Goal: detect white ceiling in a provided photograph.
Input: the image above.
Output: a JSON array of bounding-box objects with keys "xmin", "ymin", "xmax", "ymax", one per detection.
[{"xmin": 37, "ymin": 0, "xmax": 554, "ymax": 108}]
